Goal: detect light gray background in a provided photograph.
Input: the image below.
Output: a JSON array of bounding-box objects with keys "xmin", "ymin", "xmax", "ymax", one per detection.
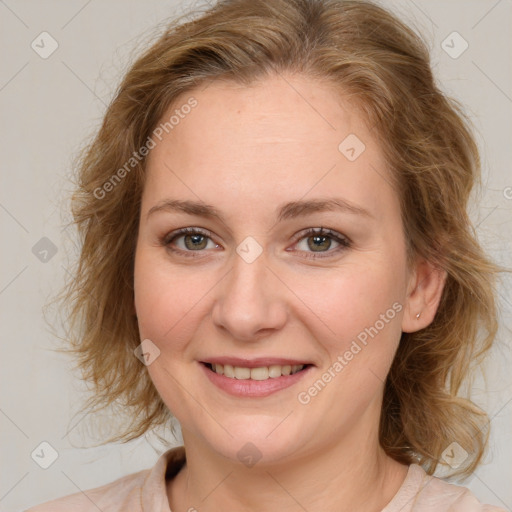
[{"xmin": 1, "ymin": 1, "xmax": 511, "ymax": 511}]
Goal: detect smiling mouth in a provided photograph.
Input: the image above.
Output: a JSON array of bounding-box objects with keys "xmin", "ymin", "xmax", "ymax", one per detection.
[{"xmin": 202, "ymin": 362, "xmax": 311, "ymax": 381}]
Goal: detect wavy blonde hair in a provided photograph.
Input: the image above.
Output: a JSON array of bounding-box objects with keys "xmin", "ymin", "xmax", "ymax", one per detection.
[{"xmin": 54, "ymin": 0, "xmax": 503, "ymax": 478}]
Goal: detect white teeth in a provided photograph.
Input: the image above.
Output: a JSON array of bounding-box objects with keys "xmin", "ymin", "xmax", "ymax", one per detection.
[
  {"xmin": 209, "ymin": 363, "xmax": 305, "ymax": 380},
  {"xmin": 250, "ymin": 367, "xmax": 269, "ymax": 380},
  {"xmin": 268, "ymin": 365, "xmax": 282, "ymax": 378},
  {"xmin": 234, "ymin": 366, "xmax": 251, "ymax": 379},
  {"xmin": 224, "ymin": 364, "xmax": 235, "ymax": 378}
]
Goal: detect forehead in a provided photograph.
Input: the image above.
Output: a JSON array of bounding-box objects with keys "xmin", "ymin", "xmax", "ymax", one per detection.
[{"xmin": 143, "ymin": 74, "xmax": 397, "ymax": 224}]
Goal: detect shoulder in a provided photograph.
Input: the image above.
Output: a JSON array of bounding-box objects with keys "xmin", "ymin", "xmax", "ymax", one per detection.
[
  {"xmin": 24, "ymin": 468, "xmax": 149, "ymax": 512},
  {"xmin": 384, "ymin": 464, "xmax": 507, "ymax": 512},
  {"xmin": 418, "ymin": 470, "xmax": 506, "ymax": 512},
  {"xmin": 24, "ymin": 445, "xmax": 186, "ymax": 512}
]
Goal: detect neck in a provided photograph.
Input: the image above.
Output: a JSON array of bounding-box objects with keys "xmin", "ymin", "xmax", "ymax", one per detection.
[{"xmin": 168, "ymin": 419, "xmax": 409, "ymax": 512}]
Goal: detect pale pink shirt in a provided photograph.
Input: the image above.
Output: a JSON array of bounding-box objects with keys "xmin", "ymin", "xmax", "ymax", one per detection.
[{"xmin": 25, "ymin": 446, "xmax": 506, "ymax": 511}]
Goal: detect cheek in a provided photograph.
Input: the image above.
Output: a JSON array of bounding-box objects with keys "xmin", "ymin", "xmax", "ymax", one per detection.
[
  {"xmin": 291, "ymin": 261, "xmax": 405, "ymax": 422},
  {"xmin": 295, "ymin": 257, "xmax": 406, "ymax": 363},
  {"xmin": 133, "ymin": 248, "xmax": 212, "ymax": 353},
  {"xmin": 133, "ymin": 250, "xmax": 207, "ymax": 415}
]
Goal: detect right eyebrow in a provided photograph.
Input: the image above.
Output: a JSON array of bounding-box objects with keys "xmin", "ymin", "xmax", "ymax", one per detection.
[{"xmin": 146, "ymin": 199, "xmax": 226, "ymax": 222}]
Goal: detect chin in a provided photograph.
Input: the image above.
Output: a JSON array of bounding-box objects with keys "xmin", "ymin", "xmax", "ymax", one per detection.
[{"xmin": 200, "ymin": 414, "xmax": 319, "ymax": 468}]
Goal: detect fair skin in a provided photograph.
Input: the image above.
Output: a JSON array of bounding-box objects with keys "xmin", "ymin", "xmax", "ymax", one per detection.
[{"xmin": 133, "ymin": 73, "xmax": 446, "ymax": 512}]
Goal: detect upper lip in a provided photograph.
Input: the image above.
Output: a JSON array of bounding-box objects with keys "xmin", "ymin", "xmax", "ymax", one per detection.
[{"xmin": 201, "ymin": 357, "xmax": 313, "ymax": 368}]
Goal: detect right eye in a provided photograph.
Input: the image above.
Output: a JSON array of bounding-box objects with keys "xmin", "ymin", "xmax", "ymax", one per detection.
[{"xmin": 161, "ymin": 227, "xmax": 222, "ymax": 257}]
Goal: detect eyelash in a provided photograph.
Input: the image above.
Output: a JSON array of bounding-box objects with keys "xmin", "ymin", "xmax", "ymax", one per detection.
[{"xmin": 160, "ymin": 227, "xmax": 351, "ymax": 260}]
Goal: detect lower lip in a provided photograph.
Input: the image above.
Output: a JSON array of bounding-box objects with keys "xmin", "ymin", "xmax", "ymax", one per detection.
[{"xmin": 200, "ymin": 363, "xmax": 313, "ymax": 398}]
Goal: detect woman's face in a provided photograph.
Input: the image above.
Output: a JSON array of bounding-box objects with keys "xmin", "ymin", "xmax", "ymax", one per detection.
[{"xmin": 134, "ymin": 74, "xmax": 427, "ymax": 465}]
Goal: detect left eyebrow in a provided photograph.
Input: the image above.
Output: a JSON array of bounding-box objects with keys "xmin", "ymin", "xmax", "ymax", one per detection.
[{"xmin": 276, "ymin": 198, "xmax": 374, "ymax": 222}]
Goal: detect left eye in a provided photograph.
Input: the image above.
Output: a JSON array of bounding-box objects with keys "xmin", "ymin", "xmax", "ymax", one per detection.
[
  {"xmin": 290, "ymin": 227, "xmax": 351, "ymax": 258},
  {"xmin": 164, "ymin": 228, "xmax": 219, "ymax": 252}
]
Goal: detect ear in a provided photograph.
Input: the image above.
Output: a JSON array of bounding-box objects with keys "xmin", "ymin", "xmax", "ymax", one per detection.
[{"xmin": 401, "ymin": 258, "xmax": 447, "ymax": 333}]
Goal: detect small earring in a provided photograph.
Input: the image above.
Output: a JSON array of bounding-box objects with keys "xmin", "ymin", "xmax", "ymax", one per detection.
[{"xmin": 416, "ymin": 312, "xmax": 421, "ymax": 319}]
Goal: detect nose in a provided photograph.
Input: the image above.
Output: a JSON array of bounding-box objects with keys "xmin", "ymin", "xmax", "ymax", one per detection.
[{"xmin": 211, "ymin": 249, "xmax": 288, "ymax": 342}]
